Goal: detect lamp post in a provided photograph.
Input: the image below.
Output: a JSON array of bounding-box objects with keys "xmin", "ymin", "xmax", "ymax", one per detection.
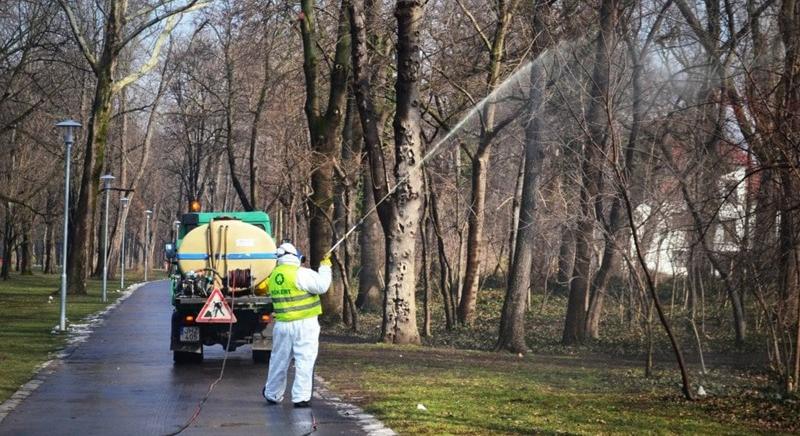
[
  {"xmin": 55, "ymin": 119, "xmax": 81, "ymax": 332},
  {"xmin": 145, "ymin": 209, "xmax": 153, "ymax": 281},
  {"xmin": 120, "ymin": 197, "xmax": 129, "ymax": 289},
  {"xmin": 99, "ymin": 174, "xmax": 114, "ymax": 303}
]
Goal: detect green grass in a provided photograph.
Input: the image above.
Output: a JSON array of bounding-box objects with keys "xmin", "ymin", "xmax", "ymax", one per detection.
[
  {"xmin": 317, "ymin": 343, "xmax": 798, "ymax": 435},
  {"xmin": 321, "ymin": 286, "xmax": 799, "ymax": 434},
  {"xmin": 0, "ymin": 271, "xmax": 147, "ymax": 403}
]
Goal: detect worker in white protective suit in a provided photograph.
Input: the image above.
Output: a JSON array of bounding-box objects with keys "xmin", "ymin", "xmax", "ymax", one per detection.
[{"xmin": 262, "ymin": 242, "xmax": 331, "ymax": 407}]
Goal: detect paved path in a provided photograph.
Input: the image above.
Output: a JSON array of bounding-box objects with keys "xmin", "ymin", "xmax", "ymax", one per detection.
[{"xmin": 0, "ymin": 281, "xmax": 365, "ymax": 435}]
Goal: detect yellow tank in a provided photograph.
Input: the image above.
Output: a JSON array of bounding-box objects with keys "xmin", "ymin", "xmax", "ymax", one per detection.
[{"xmin": 177, "ymin": 219, "xmax": 277, "ymax": 293}]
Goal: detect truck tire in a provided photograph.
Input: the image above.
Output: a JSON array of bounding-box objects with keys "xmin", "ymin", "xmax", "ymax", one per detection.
[
  {"xmin": 174, "ymin": 348, "xmax": 203, "ymax": 364},
  {"xmin": 252, "ymin": 350, "xmax": 271, "ymax": 364}
]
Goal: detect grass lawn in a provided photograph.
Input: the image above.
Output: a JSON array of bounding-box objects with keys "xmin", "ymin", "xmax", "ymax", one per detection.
[
  {"xmin": 0, "ymin": 271, "xmax": 149, "ymax": 403},
  {"xmin": 316, "ymin": 342, "xmax": 798, "ymax": 435},
  {"xmin": 320, "ymin": 286, "xmax": 798, "ymax": 434}
]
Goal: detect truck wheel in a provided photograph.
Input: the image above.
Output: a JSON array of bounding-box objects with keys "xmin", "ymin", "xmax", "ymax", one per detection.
[
  {"xmin": 252, "ymin": 350, "xmax": 271, "ymax": 364},
  {"xmin": 174, "ymin": 349, "xmax": 203, "ymax": 364}
]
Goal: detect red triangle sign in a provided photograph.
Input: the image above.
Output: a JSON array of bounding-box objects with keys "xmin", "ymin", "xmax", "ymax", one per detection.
[{"xmin": 196, "ymin": 288, "xmax": 237, "ymax": 323}]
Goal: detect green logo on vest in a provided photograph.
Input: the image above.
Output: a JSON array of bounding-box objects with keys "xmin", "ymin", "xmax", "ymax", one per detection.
[{"xmin": 275, "ymin": 273, "xmax": 284, "ymax": 285}]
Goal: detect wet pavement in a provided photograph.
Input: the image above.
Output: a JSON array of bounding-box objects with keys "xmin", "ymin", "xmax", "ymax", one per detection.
[{"xmin": 0, "ymin": 281, "xmax": 365, "ymax": 435}]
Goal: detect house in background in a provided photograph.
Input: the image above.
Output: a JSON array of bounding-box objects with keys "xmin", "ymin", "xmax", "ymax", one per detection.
[{"xmin": 633, "ymin": 147, "xmax": 756, "ymax": 276}]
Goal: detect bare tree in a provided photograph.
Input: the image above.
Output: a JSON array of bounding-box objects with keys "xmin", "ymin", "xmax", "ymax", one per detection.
[
  {"xmin": 57, "ymin": 0, "xmax": 204, "ymax": 294},
  {"xmin": 563, "ymin": 0, "xmax": 620, "ymax": 345},
  {"xmin": 457, "ymin": 0, "xmax": 522, "ymax": 326},
  {"xmin": 379, "ymin": 0, "xmax": 424, "ymax": 345},
  {"xmin": 348, "ymin": 0, "xmax": 386, "ymax": 312},
  {"xmin": 496, "ymin": 0, "xmax": 550, "ymax": 353},
  {"xmin": 298, "ymin": 0, "xmax": 350, "ymax": 321},
  {"xmin": 583, "ymin": 0, "xmax": 673, "ymax": 340}
]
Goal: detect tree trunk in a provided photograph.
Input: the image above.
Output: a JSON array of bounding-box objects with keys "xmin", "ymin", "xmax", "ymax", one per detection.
[
  {"xmin": 794, "ymin": 283, "xmax": 800, "ymax": 392},
  {"xmin": 299, "ymin": 0, "xmax": 350, "ymax": 322},
  {"xmin": 507, "ymin": 157, "xmax": 525, "ymax": 277},
  {"xmin": 223, "ymin": 35, "xmax": 254, "ymax": 212},
  {"xmin": 562, "ymin": 0, "xmax": 618, "ymax": 345},
  {"xmin": 454, "ymin": 149, "xmax": 465, "ymax": 306},
  {"xmin": 356, "ymin": 165, "xmax": 384, "ymax": 311},
  {"xmin": 459, "ymin": 152, "xmax": 490, "ymax": 325},
  {"xmin": 1, "ymin": 205, "xmax": 14, "ymax": 280},
  {"xmin": 667, "ymin": 157, "xmax": 748, "ymax": 345},
  {"xmin": 62, "ymin": 0, "xmax": 141, "ymax": 296},
  {"xmin": 457, "ymin": 3, "xmax": 513, "ymax": 325},
  {"xmin": 44, "ymin": 219, "xmax": 54, "ymax": 274},
  {"xmin": 497, "ymin": 32, "xmax": 547, "ymax": 352},
  {"xmin": 248, "ymin": 46, "xmax": 271, "ymax": 211},
  {"xmin": 349, "ymin": 0, "xmax": 395, "ymax": 317},
  {"xmin": 381, "ymin": 0, "xmax": 423, "ymax": 345},
  {"xmin": 778, "ymin": 0, "xmax": 800, "ymax": 391},
  {"xmin": 107, "ymin": 89, "xmax": 129, "ymax": 280},
  {"xmin": 673, "ymin": 0, "xmax": 750, "ymax": 346},
  {"xmin": 20, "ymin": 220, "xmax": 32, "ymax": 275},
  {"xmin": 348, "ymin": 0, "xmax": 392, "ymax": 229},
  {"xmin": 584, "ymin": 22, "xmax": 658, "ymax": 339},
  {"xmin": 584, "ymin": 229, "xmax": 622, "ymax": 339},
  {"xmin": 429, "ymin": 185, "xmax": 455, "ymax": 329},
  {"xmin": 2, "ymin": 130, "xmax": 15, "ymax": 280},
  {"xmin": 421, "ymin": 212, "xmax": 432, "ymax": 338},
  {"xmin": 335, "ymin": 93, "xmax": 358, "ymax": 324},
  {"xmin": 622, "ymin": 172, "xmax": 695, "ymax": 400},
  {"xmin": 563, "ymin": 208, "xmax": 593, "ymax": 344},
  {"xmin": 92, "ymin": 188, "xmax": 108, "ymax": 278},
  {"xmin": 688, "ymin": 262, "xmax": 708, "ymax": 374},
  {"xmin": 68, "ymin": 61, "xmax": 116, "ymax": 295},
  {"xmin": 556, "ymin": 223, "xmax": 576, "ymax": 289}
]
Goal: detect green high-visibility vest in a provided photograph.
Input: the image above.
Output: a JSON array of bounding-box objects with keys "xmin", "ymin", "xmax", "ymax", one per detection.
[{"xmin": 268, "ymin": 264, "xmax": 322, "ymax": 321}]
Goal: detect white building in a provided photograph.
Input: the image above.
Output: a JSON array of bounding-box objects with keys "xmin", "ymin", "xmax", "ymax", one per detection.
[{"xmin": 633, "ymin": 167, "xmax": 751, "ymax": 275}]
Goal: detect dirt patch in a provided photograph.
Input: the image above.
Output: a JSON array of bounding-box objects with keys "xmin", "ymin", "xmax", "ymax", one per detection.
[{"xmin": 322, "ymin": 335, "xmax": 642, "ymax": 370}]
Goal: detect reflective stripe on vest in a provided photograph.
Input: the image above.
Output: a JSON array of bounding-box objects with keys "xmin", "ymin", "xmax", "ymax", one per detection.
[{"xmin": 268, "ymin": 264, "xmax": 322, "ymax": 321}]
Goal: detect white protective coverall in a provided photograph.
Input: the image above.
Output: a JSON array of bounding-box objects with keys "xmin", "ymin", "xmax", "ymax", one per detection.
[{"xmin": 263, "ymin": 245, "xmax": 331, "ymax": 404}]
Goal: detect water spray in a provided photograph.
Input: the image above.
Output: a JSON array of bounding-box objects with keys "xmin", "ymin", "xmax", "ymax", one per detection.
[{"xmin": 326, "ymin": 58, "xmax": 540, "ymax": 257}]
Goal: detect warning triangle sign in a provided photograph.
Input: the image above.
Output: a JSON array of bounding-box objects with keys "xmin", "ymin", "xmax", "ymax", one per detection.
[{"xmin": 196, "ymin": 288, "xmax": 237, "ymax": 324}]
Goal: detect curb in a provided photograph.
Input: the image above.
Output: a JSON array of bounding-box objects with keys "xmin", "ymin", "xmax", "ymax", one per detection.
[
  {"xmin": 313, "ymin": 374, "xmax": 397, "ymax": 436},
  {"xmin": 0, "ymin": 282, "xmax": 144, "ymax": 424}
]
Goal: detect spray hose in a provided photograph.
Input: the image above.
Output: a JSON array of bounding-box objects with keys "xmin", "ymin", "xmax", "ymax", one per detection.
[{"xmin": 326, "ymin": 131, "xmax": 448, "ymax": 256}]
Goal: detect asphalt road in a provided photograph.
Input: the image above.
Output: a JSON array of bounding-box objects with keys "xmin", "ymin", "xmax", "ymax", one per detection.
[{"xmin": 0, "ymin": 281, "xmax": 366, "ymax": 436}]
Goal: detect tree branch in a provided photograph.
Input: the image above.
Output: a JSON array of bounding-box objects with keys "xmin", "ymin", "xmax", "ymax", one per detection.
[
  {"xmin": 56, "ymin": 0, "xmax": 98, "ymax": 71},
  {"xmin": 117, "ymin": 0, "xmax": 207, "ymax": 52},
  {"xmin": 454, "ymin": 0, "xmax": 492, "ymax": 52},
  {"xmin": 300, "ymin": 0, "xmax": 320, "ymax": 124},
  {"xmin": 112, "ymin": 13, "xmax": 182, "ymax": 93},
  {"xmin": 674, "ymin": 0, "xmax": 777, "ymax": 54}
]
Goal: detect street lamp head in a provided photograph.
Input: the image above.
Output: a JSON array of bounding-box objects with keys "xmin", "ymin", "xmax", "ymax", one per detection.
[
  {"xmin": 173, "ymin": 220, "xmax": 181, "ymax": 226},
  {"xmin": 55, "ymin": 119, "xmax": 82, "ymax": 144},
  {"xmin": 100, "ymin": 174, "xmax": 115, "ymax": 190},
  {"xmin": 121, "ymin": 197, "xmax": 129, "ymax": 207},
  {"xmin": 145, "ymin": 209, "xmax": 153, "ymax": 218}
]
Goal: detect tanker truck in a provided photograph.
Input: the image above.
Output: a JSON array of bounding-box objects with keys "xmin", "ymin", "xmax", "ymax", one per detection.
[{"xmin": 165, "ymin": 211, "xmax": 277, "ymax": 364}]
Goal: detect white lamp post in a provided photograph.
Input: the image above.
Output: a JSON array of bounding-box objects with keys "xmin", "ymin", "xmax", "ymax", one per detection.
[
  {"xmin": 100, "ymin": 174, "xmax": 114, "ymax": 303},
  {"xmin": 173, "ymin": 220, "xmax": 181, "ymax": 243},
  {"xmin": 55, "ymin": 119, "xmax": 81, "ymax": 332},
  {"xmin": 120, "ymin": 197, "xmax": 129, "ymax": 289},
  {"xmin": 145, "ymin": 209, "xmax": 153, "ymax": 281}
]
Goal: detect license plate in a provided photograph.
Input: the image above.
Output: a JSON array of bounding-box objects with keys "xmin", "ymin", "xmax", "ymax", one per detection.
[{"xmin": 180, "ymin": 326, "xmax": 200, "ymax": 342}]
